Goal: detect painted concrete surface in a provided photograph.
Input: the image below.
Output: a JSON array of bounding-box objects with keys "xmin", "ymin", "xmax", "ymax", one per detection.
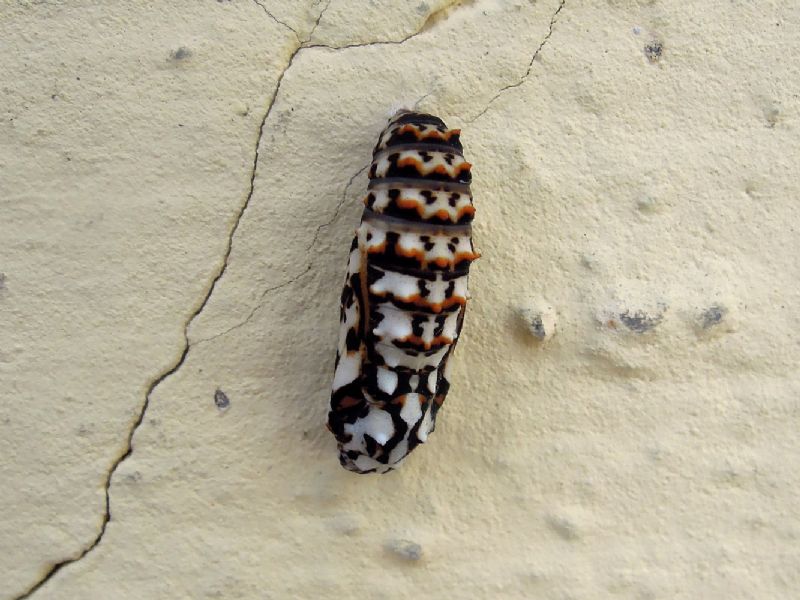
[{"xmin": 2, "ymin": 1, "xmax": 798, "ymax": 598}]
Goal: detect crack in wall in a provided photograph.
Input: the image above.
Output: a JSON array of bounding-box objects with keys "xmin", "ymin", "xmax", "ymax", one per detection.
[
  {"xmin": 193, "ymin": 264, "xmax": 312, "ymax": 348},
  {"xmin": 468, "ymin": 0, "xmax": 566, "ymax": 123},
  {"xmin": 251, "ymin": 0, "xmax": 334, "ymax": 43},
  {"xmin": 12, "ymin": 339, "xmax": 191, "ymax": 600},
  {"xmin": 11, "ymin": 4, "xmax": 319, "ymax": 599},
  {"xmin": 305, "ymin": 0, "xmax": 333, "ymax": 44},
  {"xmin": 193, "ymin": 161, "xmax": 368, "ymax": 347},
  {"xmin": 252, "ymin": 0, "xmax": 299, "ymax": 39},
  {"xmin": 13, "ymin": 2, "xmax": 479, "ymax": 596},
  {"xmin": 305, "ymin": 163, "xmax": 369, "ymax": 254},
  {"xmin": 304, "ymin": 0, "xmax": 469, "ymax": 50}
]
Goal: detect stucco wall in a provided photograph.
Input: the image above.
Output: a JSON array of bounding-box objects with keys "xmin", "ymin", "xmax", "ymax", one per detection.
[{"xmin": 2, "ymin": 1, "xmax": 798, "ymax": 598}]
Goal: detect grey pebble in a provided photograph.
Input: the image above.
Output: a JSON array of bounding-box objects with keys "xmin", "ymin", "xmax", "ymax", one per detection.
[
  {"xmin": 169, "ymin": 46, "xmax": 192, "ymax": 61},
  {"xmin": 644, "ymin": 40, "xmax": 663, "ymax": 63},
  {"xmin": 699, "ymin": 304, "xmax": 727, "ymax": 329},
  {"xmin": 385, "ymin": 539, "xmax": 423, "ymax": 561},
  {"xmin": 619, "ymin": 309, "xmax": 662, "ymax": 333},
  {"xmin": 214, "ymin": 389, "xmax": 230, "ymax": 411},
  {"xmin": 546, "ymin": 514, "xmax": 580, "ymax": 541}
]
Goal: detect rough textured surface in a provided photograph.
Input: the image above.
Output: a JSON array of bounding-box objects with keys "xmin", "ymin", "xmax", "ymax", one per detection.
[{"xmin": 1, "ymin": 1, "xmax": 798, "ymax": 598}]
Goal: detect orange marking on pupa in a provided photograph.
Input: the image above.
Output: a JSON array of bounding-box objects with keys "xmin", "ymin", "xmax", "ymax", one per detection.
[{"xmin": 432, "ymin": 256, "xmax": 451, "ymax": 269}]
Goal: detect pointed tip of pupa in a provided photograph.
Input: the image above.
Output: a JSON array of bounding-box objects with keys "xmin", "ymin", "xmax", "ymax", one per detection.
[{"xmin": 386, "ymin": 101, "xmax": 414, "ymax": 120}]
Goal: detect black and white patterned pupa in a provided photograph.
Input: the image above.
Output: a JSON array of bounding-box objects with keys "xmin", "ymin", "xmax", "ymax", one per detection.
[{"xmin": 327, "ymin": 109, "xmax": 478, "ymax": 474}]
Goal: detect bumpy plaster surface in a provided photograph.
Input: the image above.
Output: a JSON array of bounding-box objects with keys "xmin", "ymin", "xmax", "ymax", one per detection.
[{"xmin": 2, "ymin": 1, "xmax": 799, "ymax": 599}]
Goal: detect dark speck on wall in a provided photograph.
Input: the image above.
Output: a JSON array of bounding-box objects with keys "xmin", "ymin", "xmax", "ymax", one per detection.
[
  {"xmin": 700, "ymin": 305, "xmax": 727, "ymax": 329},
  {"xmin": 385, "ymin": 539, "xmax": 423, "ymax": 561},
  {"xmin": 214, "ymin": 389, "xmax": 230, "ymax": 411},
  {"xmin": 619, "ymin": 309, "xmax": 662, "ymax": 333},
  {"xmin": 528, "ymin": 314, "xmax": 546, "ymax": 339},
  {"xmin": 170, "ymin": 46, "xmax": 192, "ymax": 61},
  {"xmin": 644, "ymin": 40, "xmax": 663, "ymax": 63},
  {"xmin": 764, "ymin": 107, "xmax": 780, "ymax": 128}
]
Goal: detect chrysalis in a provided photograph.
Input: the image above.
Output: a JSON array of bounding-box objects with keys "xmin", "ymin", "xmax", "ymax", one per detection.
[{"xmin": 327, "ymin": 110, "xmax": 478, "ymax": 474}]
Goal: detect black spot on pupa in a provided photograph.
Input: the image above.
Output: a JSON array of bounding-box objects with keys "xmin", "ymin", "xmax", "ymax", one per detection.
[
  {"xmin": 364, "ymin": 434, "xmax": 379, "ymax": 456},
  {"xmin": 410, "ymin": 315, "xmax": 426, "ymax": 337},
  {"xmin": 385, "ymin": 230, "xmax": 400, "ymax": 249},
  {"xmin": 345, "ymin": 328, "xmax": 361, "ymax": 352},
  {"xmin": 433, "ymin": 315, "xmax": 446, "ymax": 336},
  {"xmin": 418, "ymin": 280, "xmax": 430, "ymax": 298}
]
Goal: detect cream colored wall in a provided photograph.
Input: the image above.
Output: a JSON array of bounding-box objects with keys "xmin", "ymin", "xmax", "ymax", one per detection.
[{"xmin": 2, "ymin": 1, "xmax": 798, "ymax": 598}]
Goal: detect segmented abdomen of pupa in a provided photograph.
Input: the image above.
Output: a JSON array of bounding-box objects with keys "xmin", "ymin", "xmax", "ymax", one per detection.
[{"xmin": 327, "ymin": 110, "xmax": 478, "ymax": 474}]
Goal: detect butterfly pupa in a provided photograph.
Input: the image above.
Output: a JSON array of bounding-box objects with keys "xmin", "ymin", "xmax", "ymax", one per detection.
[{"xmin": 327, "ymin": 110, "xmax": 478, "ymax": 474}]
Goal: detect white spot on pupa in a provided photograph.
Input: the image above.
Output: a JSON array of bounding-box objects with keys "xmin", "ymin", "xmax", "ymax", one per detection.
[
  {"xmin": 417, "ymin": 404, "xmax": 433, "ymax": 443},
  {"xmin": 332, "ymin": 352, "xmax": 360, "ymax": 390},
  {"xmin": 347, "ymin": 248, "xmax": 361, "ymax": 275},
  {"xmin": 427, "ymin": 370, "xmax": 438, "ymax": 394},
  {"xmin": 388, "ymin": 439, "xmax": 409, "ymax": 465},
  {"xmin": 354, "ymin": 454, "xmax": 386, "ymax": 473},
  {"xmin": 374, "ymin": 305, "xmax": 413, "ymax": 340},
  {"xmin": 344, "ymin": 407, "xmax": 394, "ymax": 446},
  {"xmin": 377, "ymin": 367, "xmax": 398, "ymax": 394},
  {"xmin": 400, "ymin": 394, "xmax": 423, "ymax": 427}
]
